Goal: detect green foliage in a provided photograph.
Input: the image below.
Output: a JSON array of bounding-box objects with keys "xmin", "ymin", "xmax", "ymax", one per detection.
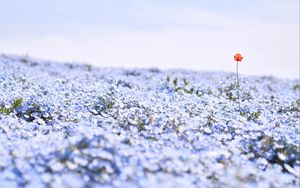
[
  {"xmin": 146, "ymin": 137, "xmax": 158, "ymax": 141},
  {"xmin": 173, "ymin": 77, "xmax": 178, "ymax": 86},
  {"xmin": 240, "ymin": 111, "xmax": 260, "ymax": 121},
  {"xmin": 248, "ymin": 111, "xmax": 260, "ymax": 121},
  {"xmin": 17, "ymin": 102, "xmax": 53, "ymax": 123},
  {"xmin": 291, "ymin": 100, "xmax": 300, "ymax": 112},
  {"xmin": 277, "ymin": 100, "xmax": 300, "ymax": 113},
  {"xmin": 183, "ymin": 79, "xmax": 189, "ymax": 86},
  {"xmin": 206, "ymin": 111, "xmax": 216, "ymax": 126},
  {"xmin": 98, "ymin": 96, "xmax": 114, "ymax": 109},
  {"xmin": 136, "ymin": 117, "xmax": 146, "ymax": 131},
  {"xmin": 219, "ymin": 83, "xmax": 238, "ymax": 101},
  {"xmin": 90, "ymin": 96, "xmax": 115, "ymax": 116},
  {"xmin": 174, "ymin": 87, "xmax": 181, "ymax": 92},
  {"xmin": 166, "ymin": 76, "xmax": 170, "ymax": 82},
  {"xmin": 225, "ymin": 91, "xmax": 237, "ymax": 101},
  {"xmin": 183, "ymin": 88, "xmax": 193, "ymax": 94},
  {"xmin": 240, "ymin": 135, "xmax": 300, "ymax": 174},
  {"xmin": 0, "ymin": 107, "xmax": 11, "ymax": 115},
  {"xmin": 166, "ymin": 76, "xmax": 198, "ymax": 95},
  {"xmin": 292, "ymin": 84, "xmax": 300, "ymax": 91},
  {"xmin": 0, "ymin": 98, "xmax": 23, "ymax": 115},
  {"xmin": 13, "ymin": 98, "xmax": 23, "ymax": 109},
  {"xmin": 195, "ymin": 90, "xmax": 203, "ymax": 97}
]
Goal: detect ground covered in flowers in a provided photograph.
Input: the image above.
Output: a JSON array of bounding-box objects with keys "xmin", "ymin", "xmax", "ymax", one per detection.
[{"xmin": 0, "ymin": 54, "xmax": 299, "ymax": 188}]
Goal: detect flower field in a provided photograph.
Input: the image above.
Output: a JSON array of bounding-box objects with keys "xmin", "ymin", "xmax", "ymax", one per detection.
[{"xmin": 0, "ymin": 54, "xmax": 299, "ymax": 188}]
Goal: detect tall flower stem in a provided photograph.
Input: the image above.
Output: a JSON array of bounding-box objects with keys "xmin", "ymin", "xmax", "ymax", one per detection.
[{"xmin": 236, "ymin": 61, "xmax": 241, "ymax": 112}]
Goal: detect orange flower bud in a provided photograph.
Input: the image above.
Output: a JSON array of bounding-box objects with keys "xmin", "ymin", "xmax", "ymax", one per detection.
[{"xmin": 234, "ymin": 53, "xmax": 243, "ymax": 62}]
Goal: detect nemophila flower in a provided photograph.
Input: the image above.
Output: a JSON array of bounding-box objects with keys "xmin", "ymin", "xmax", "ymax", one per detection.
[{"xmin": 234, "ymin": 53, "xmax": 243, "ymax": 112}]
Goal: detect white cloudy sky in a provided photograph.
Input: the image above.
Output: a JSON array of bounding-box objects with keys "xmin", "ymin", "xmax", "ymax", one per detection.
[{"xmin": 0, "ymin": 0, "xmax": 299, "ymax": 78}]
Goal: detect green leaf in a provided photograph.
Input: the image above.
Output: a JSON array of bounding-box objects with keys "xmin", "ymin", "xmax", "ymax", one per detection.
[
  {"xmin": 183, "ymin": 88, "xmax": 192, "ymax": 94},
  {"xmin": 1, "ymin": 107, "xmax": 12, "ymax": 115},
  {"xmin": 175, "ymin": 87, "xmax": 181, "ymax": 92},
  {"xmin": 173, "ymin": 78, "xmax": 178, "ymax": 86},
  {"xmin": 183, "ymin": 79, "xmax": 189, "ymax": 86},
  {"xmin": 12, "ymin": 98, "xmax": 23, "ymax": 109}
]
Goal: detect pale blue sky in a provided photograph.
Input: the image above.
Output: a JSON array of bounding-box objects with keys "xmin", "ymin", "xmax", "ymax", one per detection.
[{"xmin": 0, "ymin": 0, "xmax": 299, "ymax": 78}]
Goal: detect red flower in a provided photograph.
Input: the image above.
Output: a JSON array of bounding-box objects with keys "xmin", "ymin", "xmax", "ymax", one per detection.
[{"xmin": 234, "ymin": 53, "xmax": 243, "ymax": 62}]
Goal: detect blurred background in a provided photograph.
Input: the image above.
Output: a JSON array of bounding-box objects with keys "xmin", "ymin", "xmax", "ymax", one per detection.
[{"xmin": 0, "ymin": 0, "xmax": 299, "ymax": 78}]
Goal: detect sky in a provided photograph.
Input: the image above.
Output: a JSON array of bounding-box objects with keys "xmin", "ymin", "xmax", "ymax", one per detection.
[{"xmin": 0, "ymin": 0, "xmax": 299, "ymax": 79}]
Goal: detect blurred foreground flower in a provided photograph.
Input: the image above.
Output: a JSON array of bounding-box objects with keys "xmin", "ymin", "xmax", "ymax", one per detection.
[{"xmin": 234, "ymin": 53, "xmax": 243, "ymax": 112}]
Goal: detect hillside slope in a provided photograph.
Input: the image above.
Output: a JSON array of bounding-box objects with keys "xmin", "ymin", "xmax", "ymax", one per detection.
[{"xmin": 0, "ymin": 55, "xmax": 299, "ymax": 188}]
